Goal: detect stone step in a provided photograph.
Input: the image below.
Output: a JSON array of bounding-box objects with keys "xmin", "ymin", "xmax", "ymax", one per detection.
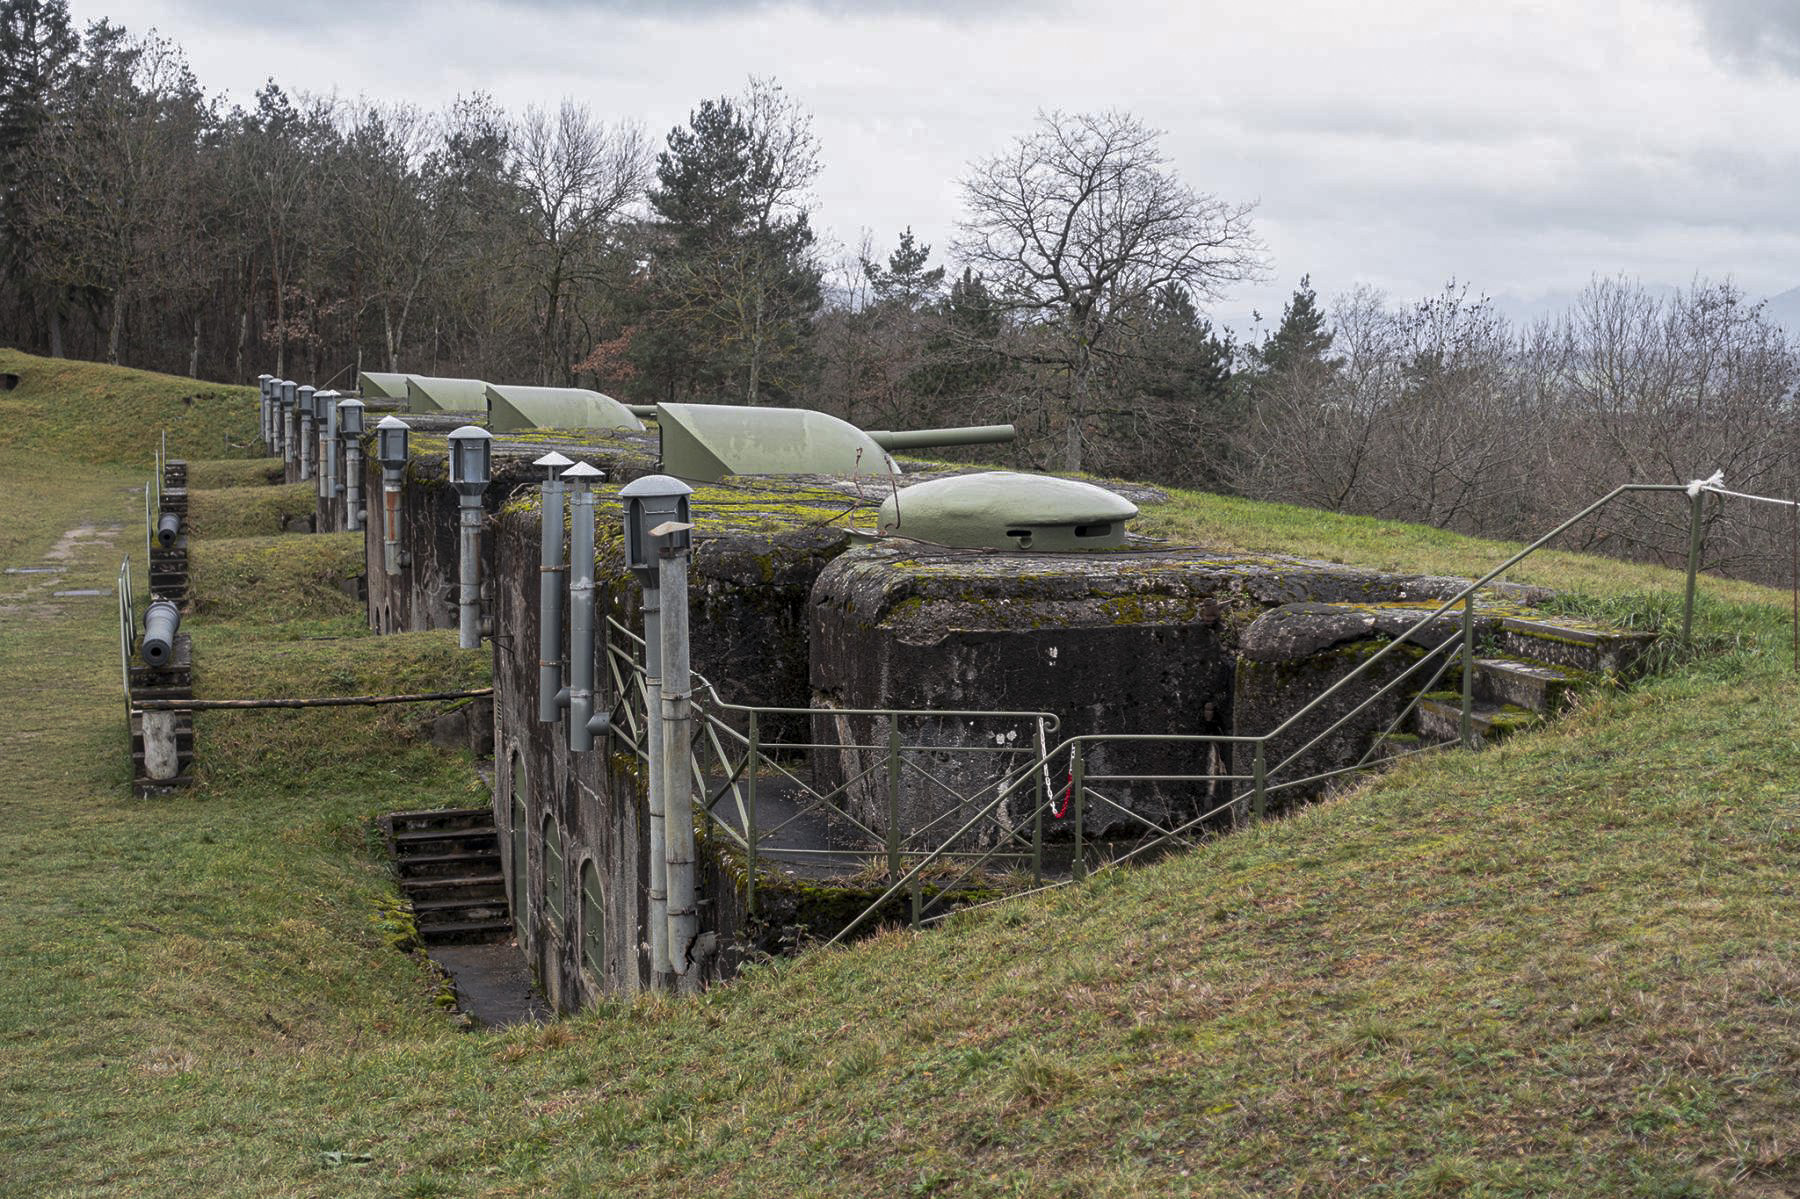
[
  {"xmin": 417, "ymin": 917, "xmax": 513, "ymax": 946},
  {"xmin": 1496, "ymin": 616, "xmax": 1655, "ymax": 677},
  {"xmin": 395, "ymin": 849, "xmax": 502, "ymax": 878},
  {"xmin": 400, "ymin": 873, "xmax": 507, "ymax": 903},
  {"xmin": 387, "ymin": 807, "xmax": 494, "ymax": 834},
  {"xmin": 391, "ymin": 827, "xmax": 499, "ymax": 856},
  {"xmin": 1473, "ymin": 656, "xmax": 1580, "ymax": 714},
  {"xmin": 1416, "ymin": 696, "xmax": 1543, "ymax": 750},
  {"xmin": 414, "ymin": 898, "xmax": 511, "ymax": 922}
]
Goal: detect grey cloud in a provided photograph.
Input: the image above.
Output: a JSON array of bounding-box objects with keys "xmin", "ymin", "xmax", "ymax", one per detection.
[
  {"xmin": 161, "ymin": 0, "xmax": 1030, "ymax": 32},
  {"xmin": 1685, "ymin": 0, "xmax": 1800, "ymax": 73}
]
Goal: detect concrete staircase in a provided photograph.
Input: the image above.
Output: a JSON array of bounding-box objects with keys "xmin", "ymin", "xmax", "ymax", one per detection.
[
  {"xmin": 1413, "ymin": 615, "xmax": 1655, "ymax": 750},
  {"xmin": 382, "ymin": 807, "xmax": 511, "ymax": 945}
]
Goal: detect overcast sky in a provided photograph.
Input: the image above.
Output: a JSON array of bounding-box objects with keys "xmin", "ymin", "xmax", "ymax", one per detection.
[{"xmin": 65, "ymin": 0, "xmax": 1800, "ymax": 332}]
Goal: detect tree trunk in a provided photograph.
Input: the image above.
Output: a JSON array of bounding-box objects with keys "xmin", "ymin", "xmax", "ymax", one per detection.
[
  {"xmin": 48, "ymin": 307, "xmax": 65, "ymax": 359},
  {"xmin": 747, "ymin": 290, "xmax": 764, "ymax": 405},
  {"xmin": 234, "ymin": 306, "xmax": 248, "ymax": 382},
  {"xmin": 107, "ymin": 290, "xmax": 125, "ymax": 366},
  {"xmin": 1065, "ymin": 338, "xmax": 1090, "ymax": 473},
  {"xmin": 189, "ymin": 312, "xmax": 201, "ymax": 378}
]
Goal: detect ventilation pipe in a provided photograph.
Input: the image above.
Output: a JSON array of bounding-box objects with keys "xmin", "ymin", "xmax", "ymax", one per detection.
[
  {"xmin": 141, "ymin": 599, "xmax": 181, "ymax": 668},
  {"xmin": 375, "ymin": 416, "xmax": 410, "ymax": 575},
  {"xmin": 656, "ymin": 485, "xmax": 698, "ymax": 991},
  {"xmin": 296, "ymin": 384, "xmax": 316, "ymax": 481},
  {"xmin": 280, "ymin": 381, "xmax": 297, "ymax": 463},
  {"xmin": 155, "ymin": 511, "xmax": 181, "ymax": 548},
  {"xmin": 316, "ymin": 390, "xmax": 339, "ymax": 507},
  {"xmin": 337, "ymin": 398, "xmax": 365, "ymax": 532},
  {"xmin": 534, "ymin": 450, "xmax": 574, "ymax": 723},
  {"xmin": 447, "ymin": 425, "xmax": 492, "ymax": 650},
  {"xmin": 619, "ymin": 475, "xmax": 695, "ymax": 988},
  {"xmin": 257, "ymin": 374, "xmax": 273, "ymax": 448},
  {"xmin": 621, "ymin": 475, "xmax": 691, "ymax": 990},
  {"xmin": 562, "ymin": 461, "xmax": 604, "ymax": 750}
]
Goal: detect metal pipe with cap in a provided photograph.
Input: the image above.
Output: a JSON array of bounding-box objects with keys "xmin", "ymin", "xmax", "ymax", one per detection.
[
  {"xmin": 141, "ymin": 599, "xmax": 181, "ymax": 668},
  {"xmin": 280, "ymin": 380, "xmax": 297, "ymax": 462},
  {"xmin": 296, "ymin": 385, "xmax": 316, "ymax": 481},
  {"xmin": 338, "ymin": 398, "xmax": 365, "ymax": 532},
  {"xmin": 865, "ymin": 424, "xmax": 1017, "ymax": 451},
  {"xmin": 564, "ymin": 461, "xmax": 603, "ymax": 750},
  {"xmin": 375, "ymin": 416, "xmax": 410, "ymax": 576},
  {"xmin": 535, "ymin": 451, "xmax": 574, "ymax": 723}
]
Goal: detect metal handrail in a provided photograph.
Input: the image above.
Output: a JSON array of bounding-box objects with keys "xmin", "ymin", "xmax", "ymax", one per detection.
[{"xmin": 599, "ymin": 480, "xmax": 1715, "ymax": 951}]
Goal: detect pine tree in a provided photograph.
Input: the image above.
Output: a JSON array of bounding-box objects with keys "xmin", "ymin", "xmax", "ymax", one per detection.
[
  {"xmin": 0, "ymin": 0, "xmax": 76, "ymax": 351},
  {"xmin": 1258, "ymin": 274, "xmax": 1335, "ymax": 374}
]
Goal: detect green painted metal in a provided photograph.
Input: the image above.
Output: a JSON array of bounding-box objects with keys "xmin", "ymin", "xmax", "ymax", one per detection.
[
  {"xmin": 1071, "ymin": 745, "xmax": 1086, "ymax": 881},
  {"xmin": 876, "ymin": 471, "xmax": 1138, "ymax": 551},
  {"xmin": 1684, "ymin": 490, "xmax": 1705, "ymax": 642},
  {"xmin": 357, "ymin": 371, "xmax": 411, "ymax": 401},
  {"xmin": 745, "ymin": 712, "xmax": 758, "ymax": 918},
  {"xmin": 657, "ymin": 402, "xmax": 898, "ymax": 482},
  {"xmin": 1251, "ymin": 742, "xmax": 1266, "ymax": 823},
  {"xmin": 1460, "ymin": 599, "xmax": 1476, "ymax": 749},
  {"xmin": 886, "ymin": 718, "xmax": 902, "ymax": 882},
  {"xmin": 867, "ymin": 424, "xmax": 1015, "ymax": 451},
  {"xmin": 485, "ymin": 384, "xmax": 645, "ymax": 434},
  {"xmin": 405, "ymin": 375, "xmax": 488, "ymax": 414}
]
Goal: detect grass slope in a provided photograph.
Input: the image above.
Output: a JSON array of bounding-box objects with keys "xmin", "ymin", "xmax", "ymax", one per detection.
[
  {"xmin": 0, "ymin": 347, "xmax": 258, "ymax": 466},
  {"xmin": 189, "ymin": 532, "xmax": 366, "ymax": 627},
  {"xmin": 188, "ymin": 482, "xmax": 325, "ymax": 540},
  {"xmin": 2, "ymin": 355, "xmax": 1798, "ymax": 1195}
]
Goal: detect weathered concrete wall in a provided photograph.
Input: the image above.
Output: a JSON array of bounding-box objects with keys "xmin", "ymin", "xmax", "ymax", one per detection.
[
  {"xmin": 809, "ymin": 546, "xmax": 1485, "ymax": 842},
  {"xmin": 489, "ymin": 479, "xmax": 872, "ymax": 1008}
]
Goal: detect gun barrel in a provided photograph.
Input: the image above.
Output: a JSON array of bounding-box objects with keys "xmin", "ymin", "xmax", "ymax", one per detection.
[
  {"xmin": 156, "ymin": 511, "xmax": 181, "ymax": 548},
  {"xmin": 867, "ymin": 424, "xmax": 1016, "ymax": 452},
  {"xmin": 141, "ymin": 599, "xmax": 181, "ymax": 668}
]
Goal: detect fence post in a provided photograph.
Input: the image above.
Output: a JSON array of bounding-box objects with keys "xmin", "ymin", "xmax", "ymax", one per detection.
[
  {"xmin": 885, "ymin": 716, "xmax": 902, "ymax": 883},
  {"xmin": 1460, "ymin": 597, "xmax": 1476, "ymax": 750},
  {"xmin": 745, "ymin": 710, "xmax": 758, "ymax": 920},
  {"xmin": 1071, "ymin": 743, "xmax": 1086, "ymax": 882},
  {"xmin": 1251, "ymin": 740, "xmax": 1266, "ymax": 825},
  {"xmin": 1683, "ymin": 488, "xmax": 1705, "ymax": 643},
  {"xmin": 1031, "ymin": 743, "xmax": 1045, "ymax": 887}
]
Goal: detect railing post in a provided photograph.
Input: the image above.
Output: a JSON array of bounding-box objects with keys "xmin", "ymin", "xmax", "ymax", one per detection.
[
  {"xmin": 1071, "ymin": 743, "xmax": 1086, "ymax": 882},
  {"xmin": 1031, "ymin": 744, "xmax": 1045, "ymax": 887},
  {"xmin": 1460, "ymin": 596, "xmax": 1476, "ymax": 750},
  {"xmin": 886, "ymin": 716, "xmax": 902, "ymax": 882},
  {"xmin": 1683, "ymin": 488, "xmax": 1705, "ymax": 643},
  {"xmin": 1251, "ymin": 741, "xmax": 1266, "ymax": 825},
  {"xmin": 745, "ymin": 711, "xmax": 758, "ymax": 919}
]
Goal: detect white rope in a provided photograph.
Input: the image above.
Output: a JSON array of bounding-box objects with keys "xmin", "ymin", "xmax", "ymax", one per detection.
[{"xmin": 1701, "ymin": 482, "xmax": 1800, "ymax": 510}]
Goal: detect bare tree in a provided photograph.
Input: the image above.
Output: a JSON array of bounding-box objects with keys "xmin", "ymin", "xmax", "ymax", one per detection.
[
  {"xmin": 513, "ymin": 101, "xmax": 649, "ymax": 383},
  {"xmin": 956, "ymin": 109, "xmax": 1263, "ymax": 470}
]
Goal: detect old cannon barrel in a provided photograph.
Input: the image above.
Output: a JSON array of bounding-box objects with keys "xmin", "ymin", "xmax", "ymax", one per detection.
[
  {"xmin": 141, "ymin": 599, "xmax": 181, "ymax": 668},
  {"xmin": 155, "ymin": 511, "xmax": 181, "ymax": 548},
  {"xmin": 866, "ymin": 424, "xmax": 1016, "ymax": 451}
]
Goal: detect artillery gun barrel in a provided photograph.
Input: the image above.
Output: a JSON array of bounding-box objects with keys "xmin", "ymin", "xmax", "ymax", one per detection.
[
  {"xmin": 141, "ymin": 599, "xmax": 181, "ymax": 668},
  {"xmin": 866, "ymin": 424, "xmax": 1016, "ymax": 451}
]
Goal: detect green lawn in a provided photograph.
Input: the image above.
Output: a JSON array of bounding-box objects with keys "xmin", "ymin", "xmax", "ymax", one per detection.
[{"xmin": 1, "ymin": 354, "xmax": 1797, "ymax": 1196}]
